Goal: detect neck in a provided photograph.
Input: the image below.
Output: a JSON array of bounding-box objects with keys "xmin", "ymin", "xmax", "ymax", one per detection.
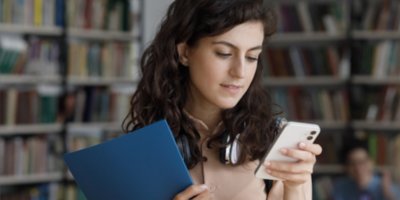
[
  {"xmin": 348, "ymin": 172, "xmax": 373, "ymax": 189},
  {"xmin": 185, "ymin": 101, "xmax": 222, "ymax": 132}
]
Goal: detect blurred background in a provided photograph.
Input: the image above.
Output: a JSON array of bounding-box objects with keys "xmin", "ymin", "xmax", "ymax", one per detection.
[{"xmin": 0, "ymin": 0, "xmax": 399, "ymax": 199}]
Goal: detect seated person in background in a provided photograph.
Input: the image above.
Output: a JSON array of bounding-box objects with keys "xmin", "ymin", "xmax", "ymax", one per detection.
[{"xmin": 333, "ymin": 139, "xmax": 400, "ymax": 200}]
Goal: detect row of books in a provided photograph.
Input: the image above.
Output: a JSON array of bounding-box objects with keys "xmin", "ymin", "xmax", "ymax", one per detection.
[
  {"xmin": 264, "ymin": 46, "xmax": 350, "ymax": 77},
  {"xmin": 270, "ymin": 88, "xmax": 349, "ymax": 122},
  {"xmin": 26, "ymin": 37, "xmax": 61, "ymax": 76},
  {"xmin": 0, "ymin": 36, "xmax": 60, "ymax": 76},
  {"xmin": 64, "ymin": 86, "xmax": 133, "ymax": 124},
  {"xmin": 0, "ymin": 0, "xmax": 63, "ymax": 27},
  {"xmin": 67, "ymin": 0, "xmax": 135, "ymax": 32},
  {"xmin": 273, "ymin": 2, "xmax": 347, "ymax": 33},
  {"xmin": 0, "ymin": 36, "xmax": 27, "ymax": 74},
  {"xmin": 367, "ymin": 132, "xmax": 400, "ymax": 166},
  {"xmin": 353, "ymin": 41, "xmax": 400, "ymax": 77},
  {"xmin": 67, "ymin": 127, "xmax": 121, "ymax": 153},
  {"xmin": 0, "ymin": 86, "xmax": 60, "ymax": 125},
  {"xmin": 1, "ymin": 36, "xmax": 141, "ymax": 78},
  {"xmin": 67, "ymin": 41, "xmax": 139, "ymax": 79},
  {"xmin": 0, "ymin": 134, "xmax": 63, "ymax": 176},
  {"xmin": 355, "ymin": 0, "xmax": 400, "ymax": 31},
  {"xmin": 353, "ymin": 86, "xmax": 400, "ymax": 121},
  {"xmin": 316, "ymin": 131, "xmax": 400, "ymax": 166},
  {"xmin": 0, "ymin": 184, "xmax": 86, "ymax": 200}
]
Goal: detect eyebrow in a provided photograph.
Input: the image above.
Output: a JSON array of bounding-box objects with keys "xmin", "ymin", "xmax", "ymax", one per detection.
[{"xmin": 212, "ymin": 41, "xmax": 262, "ymax": 51}]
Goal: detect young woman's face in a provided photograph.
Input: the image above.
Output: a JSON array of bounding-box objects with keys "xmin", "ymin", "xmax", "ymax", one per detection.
[{"xmin": 181, "ymin": 21, "xmax": 264, "ymax": 111}]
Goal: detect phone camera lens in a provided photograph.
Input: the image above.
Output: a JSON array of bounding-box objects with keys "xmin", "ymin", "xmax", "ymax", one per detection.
[
  {"xmin": 307, "ymin": 136, "xmax": 313, "ymax": 140},
  {"xmin": 310, "ymin": 131, "xmax": 317, "ymax": 135}
]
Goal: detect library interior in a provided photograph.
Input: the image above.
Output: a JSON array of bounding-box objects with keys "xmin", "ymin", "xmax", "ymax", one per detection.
[{"xmin": 0, "ymin": 0, "xmax": 400, "ymax": 199}]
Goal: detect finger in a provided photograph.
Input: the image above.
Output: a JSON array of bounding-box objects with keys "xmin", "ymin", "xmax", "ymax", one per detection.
[
  {"xmin": 298, "ymin": 143, "xmax": 322, "ymax": 156},
  {"xmin": 266, "ymin": 169, "xmax": 309, "ymax": 184},
  {"xmin": 265, "ymin": 161, "xmax": 314, "ymax": 174},
  {"xmin": 280, "ymin": 148, "xmax": 316, "ymax": 163},
  {"xmin": 174, "ymin": 185, "xmax": 208, "ymax": 200},
  {"xmin": 192, "ymin": 190, "xmax": 211, "ymax": 200}
]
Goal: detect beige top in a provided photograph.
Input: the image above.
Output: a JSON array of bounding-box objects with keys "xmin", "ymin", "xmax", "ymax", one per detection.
[{"xmin": 186, "ymin": 112, "xmax": 267, "ymax": 200}]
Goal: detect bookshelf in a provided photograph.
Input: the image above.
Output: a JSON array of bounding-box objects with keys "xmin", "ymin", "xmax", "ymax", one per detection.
[
  {"xmin": 0, "ymin": 124, "xmax": 63, "ymax": 136},
  {"xmin": 268, "ymin": 32, "xmax": 347, "ymax": 46},
  {"xmin": 265, "ymin": 0, "xmax": 400, "ymax": 199},
  {"xmin": 264, "ymin": 0, "xmax": 350, "ymax": 174},
  {"xmin": 0, "ymin": 75, "xmax": 62, "ymax": 85},
  {"xmin": 0, "ymin": 0, "xmax": 143, "ymax": 199},
  {"xmin": 0, "ymin": 23, "xmax": 63, "ymax": 36},
  {"xmin": 0, "ymin": 173, "xmax": 63, "ymax": 186},
  {"xmin": 263, "ymin": 76, "xmax": 348, "ymax": 87}
]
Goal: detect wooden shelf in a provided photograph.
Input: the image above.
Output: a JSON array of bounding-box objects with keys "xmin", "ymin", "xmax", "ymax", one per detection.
[
  {"xmin": 283, "ymin": 120, "xmax": 349, "ymax": 131},
  {"xmin": 351, "ymin": 120, "xmax": 400, "ymax": 131},
  {"xmin": 67, "ymin": 76, "xmax": 138, "ymax": 86},
  {"xmin": 67, "ymin": 122, "xmax": 122, "ymax": 132},
  {"xmin": 352, "ymin": 76, "xmax": 400, "ymax": 85},
  {"xmin": 0, "ymin": 23, "xmax": 62, "ymax": 36},
  {"xmin": 263, "ymin": 76, "xmax": 348, "ymax": 87},
  {"xmin": 0, "ymin": 124, "xmax": 63, "ymax": 136},
  {"xmin": 269, "ymin": 0, "xmax": 343, "ymax": 4},
  {"xmin": 268, "ymin": 32, "xmax": 346, "ymax": 46},
  {"xmin": 68, "ymin": 28, "xmax": 137, "ymax": 41},
  {"xmin": 0, "ymin": 172, "xmax": 63, "ymax": 186},
  {"xmin": 352, "ymin": 30, "xmax": 400, "ymax": 40},
  {"xmin": 314, "ymin": 164, "xmax": 394, "ymax": 174},
  {"xmin": 313, "ymin": 121, "xmax": 349, "ymax": 131},
  {"xmin": 314, "ymin": 164, "xmax": 344, "ymax": 174},
  {"xmin": 0, "ymin": 75, "xmax": 62, "ymax": 85}
]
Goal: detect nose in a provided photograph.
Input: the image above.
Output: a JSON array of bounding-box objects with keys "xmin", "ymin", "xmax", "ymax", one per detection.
[{"xmin": 230, "ymin": 56, "xmax": 245, "ymax": 78}]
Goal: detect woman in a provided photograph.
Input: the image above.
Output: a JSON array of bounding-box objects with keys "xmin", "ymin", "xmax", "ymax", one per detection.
[
  {"xmin": 333, "ymin": 139, "xmax": 400, "ymax": 200},
  {"xmin": 123, "ymin": 0, "xmax": 322, "ymax": 199}
]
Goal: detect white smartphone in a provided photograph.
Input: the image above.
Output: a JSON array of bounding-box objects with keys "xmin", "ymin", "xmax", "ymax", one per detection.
[{"xmin": 254, "ymin": 121, "xmax": 321, "ymax": 180}]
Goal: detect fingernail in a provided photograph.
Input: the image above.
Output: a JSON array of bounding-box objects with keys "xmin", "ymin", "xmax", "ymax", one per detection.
[
  {"xmin": 267, "ymin": 169, "xmax": 272, "ymax": 174},
  {"xmin": 299, "ymin": 142, "xmax": 306, "ymax": 148},
  {"xmin": 200, "ymin": 184, "xmax": 209, "ymax": 191},
  {"xmin": 264, "ymin": 161, "xmax": 271, "ymax": 167},
  {"xmin": 280, "ymin": 148, "xmax": 288, "ymax": 154}
]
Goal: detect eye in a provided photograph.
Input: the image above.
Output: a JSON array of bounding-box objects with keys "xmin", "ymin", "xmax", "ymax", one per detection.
[
  {"xmin": 246, "ymin": 56, "xmax": 258, "ymax": 62},
  {"xmin": 216, "ymin": 52, "xmax": 232, "ymax": 58}
]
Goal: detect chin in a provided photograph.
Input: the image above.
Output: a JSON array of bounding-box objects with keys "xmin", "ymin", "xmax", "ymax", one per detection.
[{"xmin": 216, "ymin": 99, "xmax": 241, "ymax": 110}]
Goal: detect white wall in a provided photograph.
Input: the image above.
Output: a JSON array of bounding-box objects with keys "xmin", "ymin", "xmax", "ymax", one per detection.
[{"xmin": 143, "ymin": 0, "xmax": 174, "ymax": 47}]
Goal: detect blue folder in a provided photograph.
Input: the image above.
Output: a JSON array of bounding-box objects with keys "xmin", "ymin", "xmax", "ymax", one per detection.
[{"xmin": 64, "ymin": 120, "xmax": 193, "ymax": 200}]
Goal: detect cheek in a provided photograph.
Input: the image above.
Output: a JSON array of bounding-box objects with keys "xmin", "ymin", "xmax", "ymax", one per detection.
[
  {"xmin": 244, "ymin": 65, "xmax": 258, "ymax": 87},
  {"xmin": 189, "ymin": 58, "xmax": 226, "ymax": 85}
]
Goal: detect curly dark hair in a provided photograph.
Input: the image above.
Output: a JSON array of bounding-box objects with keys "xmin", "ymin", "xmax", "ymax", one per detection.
[{"xmin": 123, "ymin": 0, "xmax": 278, "ymax": 169}]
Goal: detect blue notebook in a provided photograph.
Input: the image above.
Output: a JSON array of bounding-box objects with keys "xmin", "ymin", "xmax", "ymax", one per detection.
[{"xmin": 64, "ymin": 120, "xmax": 193, "ymax": 200}]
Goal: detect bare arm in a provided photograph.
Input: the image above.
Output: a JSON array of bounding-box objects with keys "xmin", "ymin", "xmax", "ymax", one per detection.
[{"xmin": 265, "ymin": 143, "xmax": 322, "ymax": 200}]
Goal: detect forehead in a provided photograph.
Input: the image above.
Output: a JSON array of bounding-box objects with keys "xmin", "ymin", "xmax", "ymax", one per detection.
[
  {"xmin": 348, "ymin": 148, "xmax": 369, "ymax": 160},
  {"xmin": 198, "ymin": 21, "xmax": 264, "ymax": 49}
]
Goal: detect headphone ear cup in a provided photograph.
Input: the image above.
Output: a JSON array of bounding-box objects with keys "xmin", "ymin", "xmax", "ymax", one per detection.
[
  {"xmin": 229, "ymin": 134, "xmax": 240, "ymax": 164},
  {"xmin": 219, "ymin": 133, "xmax": 241, "ymax": 165},
  {"xmin": 219, "ymin": 133, "xmax": 231, "ymax": 164}
]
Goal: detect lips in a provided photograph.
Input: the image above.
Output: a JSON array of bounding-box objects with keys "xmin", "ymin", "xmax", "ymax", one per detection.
[
  {"xmin": 220, "ymin": 84, "xmax": 243, "ymax": 95},
  {"xmin": 221, "ymin": 84, "xmax": 242, "ymax": 89}
]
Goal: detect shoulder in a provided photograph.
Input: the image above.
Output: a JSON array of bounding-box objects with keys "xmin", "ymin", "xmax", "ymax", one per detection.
[
  {"xmin": 332, "ymin": 177, "xmax": 359, "ymax": 199},
  {"xmin": 333, "ymin": 176, "xmax": 357, "ymax": 190}
]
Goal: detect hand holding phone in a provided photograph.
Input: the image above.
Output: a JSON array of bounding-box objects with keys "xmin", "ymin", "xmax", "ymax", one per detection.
[{"xmin": 254, "ymin": 121, "xmax": 321, "ymax": 180}]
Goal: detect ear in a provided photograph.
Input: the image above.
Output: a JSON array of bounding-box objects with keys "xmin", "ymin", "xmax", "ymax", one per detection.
[{"xmin": 176, "ymin": 42, "xmax": 190, "ymax": 66}]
